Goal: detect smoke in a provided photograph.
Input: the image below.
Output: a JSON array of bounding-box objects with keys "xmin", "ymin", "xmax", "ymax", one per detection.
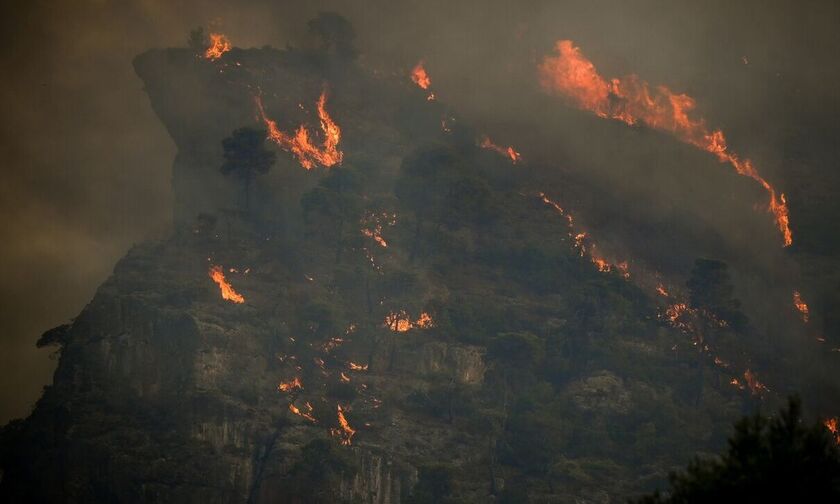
[{"xmin": 2, "ymin": 0, "xmax": 839, "ymax": 423}]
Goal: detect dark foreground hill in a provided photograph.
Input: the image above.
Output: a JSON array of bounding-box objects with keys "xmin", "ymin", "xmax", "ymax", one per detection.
[{"xmin": 0, "ymin": 30, "xmax": 778, "ymax": 504}]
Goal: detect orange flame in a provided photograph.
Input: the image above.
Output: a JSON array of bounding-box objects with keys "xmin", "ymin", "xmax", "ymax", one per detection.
[
  {"xmin": 256, "ymin": 90, "xmax": 343, "ymax": 170},
  {"xmin": 411, "ymin": 60, "xmax": 431, "ymax": 90},
  {"xmin": 743, "ymin": 369, "xmax": 769, "ymax": 395},
  {"xmin": 348, "ymin": 361, "xmax": 368, "ymax": 371},
  {"xmin": 792, "ymin": 290, "xmax": 810, "ymax": 323},
  {"xmin": 384, "ymin": 311, "xmax": 434, "ymax": 332},
  {"xmin": 360, "ymin": 211, "xmax": 396, "ymax": 248},
  {"xmin": 289, "ymin": 402, "xmax": 317, "ymax": 423},
  {"xmin": 205, "ymin": 33, "xmax": 231, "ymax": 60},
  {"xmin": 825, "ymin": 417, "xmax": 840, "ymax": 445},
  {"xmin": 278, "ymin": 377, "xmax": 302, "ymax": 393},
  {"xmin": 480, "ymin": 136, "xmax": 522, "ymax": 163},
  {"xmin": 330, "ymin": 404, "xmax": 356, "ymax": 446},
  {"xmin": 208, "ymin": 265, "xmax": 245, "ymax": 303},
  {"xmin": 539, "ymin": 40, "xmax": 793, "ymax": 247}
]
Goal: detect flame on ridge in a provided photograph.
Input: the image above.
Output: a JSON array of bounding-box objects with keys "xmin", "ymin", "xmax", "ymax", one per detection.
[
  {"xmin": 205, "ymin": 33, "xmax": 231, "ymax": 60},
  {"xmin": 256, "ymin": 90, "xmax": 343, "ymax": 170},
  {"xmin": 480, "ymin": 135, "xmax": 522, "ymax": 164},
  {"xmin": 538, "ymin": 40, "xmax": 792, "ymax": 247}
]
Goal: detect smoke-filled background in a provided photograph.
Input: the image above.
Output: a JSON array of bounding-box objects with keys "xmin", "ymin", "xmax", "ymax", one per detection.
[{"xmin": 2, "ymin": 0, "xmax": 839, "ymax": 424}]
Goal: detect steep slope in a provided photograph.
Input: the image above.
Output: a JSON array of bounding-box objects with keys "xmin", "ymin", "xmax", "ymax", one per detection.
[{"xmin": 1, "ymin": 38, "xmax": 761, "ymax": 503}]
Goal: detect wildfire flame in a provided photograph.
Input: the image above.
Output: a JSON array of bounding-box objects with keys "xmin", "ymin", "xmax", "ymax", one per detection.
[
  {"xmin": 208, "ymin": 265, "xmax": 245, "ymax": 303},
  {"xmin": 348, "ymin": 362, "xmax": 368, "ymax": 371},
  {"xmin": 825, "ymin": 417, "xmax": 840, "ymax": 446},
  {"xmin": 480, "ymin": 136, "xmax": 522, "ymax": 163},
  {"xmin": 383, "ymin": 311, "xmax": 434, "ymax": 332},
  {"xmin": 330, "ymin": 404, "xmax": 356, "ymax": 446},
  {"xmin": 792, "ymin": 290, "xmax": 810, "ymax": 323},
  {"xmin": 538, "ymin": 40, "xmax": 793, "ymax": 247},
  {"xmin": 360, "ymin": 211, "xmax": 396, "ymax": 248},
  {"xmin": 743, "ymin": 369, "xmax": 769, "ymax": 395},
  {"xmin": 411, "ymin": 60, "xmax": 431, "ymax": 90},
  {"xmin": 205, "ymin": 33, "xmax": 231, "ymax": 60},
  {"xmin": 289, "ymin": 402, "xmax": 317, "ymax": 423},
  {"xmin": 256, "ymin": 90, "xmax": 343, "ymax": 170},
  {"xmin": 538, "ymin": 192, "xmax": 629, "ymax": 278},
  {"xmin": 277, "ymin": 377, "xmax": 302, "ymax": 393}
]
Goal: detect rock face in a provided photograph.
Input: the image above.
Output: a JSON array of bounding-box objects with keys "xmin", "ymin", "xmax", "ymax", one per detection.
[{"xmin": 0, "ymin": 35, "xmax": 750, "ymax": 504}]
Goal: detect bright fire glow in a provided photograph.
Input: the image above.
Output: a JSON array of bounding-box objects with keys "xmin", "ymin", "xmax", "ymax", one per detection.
[
  {"xmin": 277, "ymin": 377, "xmax": 302, "ymax": 393},
  {"xmin": 825, "ymin": 417, "xmax": 840, "ymax": 445},
  {"xmin": 480, "ymin": 136, "xmax": 522, "ymax": 163},
  {"xmin": 538, "ymin": 40, "xmax": 793, "ymax": 247},
  {"xmin": 289, "ymin": 402, "xmax": 316, "ymax": 423},
  {"xmin": 330, "ymin": 404, "xmax": 356, "ymax": 446},
  {"xmin": 793, "ymin": 290, "xmax": 810, "ymax": 323},
  {"xmin": 384, "ymin": 311, "xmax": 434, "ymax": 332},
  {"xmin": 256, "ymin": 90, "xmax": 343, "ymax": 170},
  {"xmin": 205, "ymin": 33, "xmax": 231, "ymax": 60},
  {"xmin": 209, "ymin": 265, "xmax": 245, "ymax": 303},
  {"xmin": 411, "ymin": 60, "xmax": 431, "ymax": 90}
]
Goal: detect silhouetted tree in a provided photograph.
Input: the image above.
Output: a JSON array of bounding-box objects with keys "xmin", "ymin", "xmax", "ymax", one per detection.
[
  {"xmin": 687, "ymin": 258, "xmax": 748, "ymax": 331},
  {"xmin": 220, "ymin": 127, "xmax": 275, "ymax": 213},
  {"xmin": 187, "ymin": 26, "xmax": 207, "ymax": 54},
  {"xmin": 307, "ymin": 12, "xmax": 358, "ymax": 60},
  {"xmin": 395, "ymin": 146, "xmax": 460, "ymax": 260},
  {"xmin": 300, "ymin": 167, "xmax": 364, "ymax": 263},
  {"xmin": 632, "ymin": 396, "xmax": 840, "ymax": 503}
]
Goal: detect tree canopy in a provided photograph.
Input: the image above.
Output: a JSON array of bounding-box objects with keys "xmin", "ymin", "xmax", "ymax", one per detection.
[{"xmin": 633, "ymin": 396, "xmax": 840, "ymax": 503}]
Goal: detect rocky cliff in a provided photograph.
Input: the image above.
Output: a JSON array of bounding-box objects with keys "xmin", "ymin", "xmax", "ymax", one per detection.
[{"xmin": 0, "ymin": 32, "xmax": 756, "ymax": 504}]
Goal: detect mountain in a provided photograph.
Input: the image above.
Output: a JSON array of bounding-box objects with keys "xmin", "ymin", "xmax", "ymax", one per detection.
[{"xmin": 0, "ymin": 28, "xmax": 788, "ymax": 504}]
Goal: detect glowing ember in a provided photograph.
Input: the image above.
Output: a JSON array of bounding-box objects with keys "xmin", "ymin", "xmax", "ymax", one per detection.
[
  {"xmin": 208, "ymin": 265, "xmax": 245, "ymax": 303},
  {"xmin": 348, "ymin": 362, "xmax": 368, "ymax": 371},
  {"xmin": 360, "ymin": 211, "xmax": 396, "ymax": 248},
  {"xmin": 289, "ymin": 402, "xmax": 316, "ymax": 423},
  {"xmin": 539, "ymin": 40, "xmax": 793, "ymax": 247},
  {"xmin": 277, "ymin": 377, "xmax": 302, "ymax": 393},
  {"xmin": 256, "ymin": 90, "xmax": 343, "ymax": 170},
  {"xmin": 205, "ymin": 33, "xmax": 231, "ymax": 60},
  {"xmin": 330, "ymin": 404, "xmax": 356, "ymax": 446},
  {"xmin": 340, "ymin": 372, "xmax": 351, "ymax": 383},
  {"xmin": 656, "ymin": 284, "xmax": 670, "ymax": 297},
  {"xmin": 480, "ymin": 136, "xmax": 522, "ymax": 163},
  {"xmin": 792, "ymin": 290, "xmax": 810, "ymax": 323},
  {"xmin": 384, "ymin": 311, "xmax": 434, "ymax": 332},
  {"xmin": 411, "ymin": 60, "xmax": 431, "ymax": 90},
  {"xmin": 825, "ymin": 417, "xmax": 840, "ymax": 445},
  {"xmin": 743, "ymin": 369, "xmax": 769, "ymax": 395}
]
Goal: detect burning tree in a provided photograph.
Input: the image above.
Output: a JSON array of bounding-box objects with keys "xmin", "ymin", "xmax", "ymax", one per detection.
[{"xmin": 220, "ymin": 127, "xmax": 276, "ymax": 214}]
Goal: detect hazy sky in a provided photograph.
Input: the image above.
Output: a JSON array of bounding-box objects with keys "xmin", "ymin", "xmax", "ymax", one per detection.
[{"xmin": 1, "ymin": 0, "xmax": 838, "ymax": 424}]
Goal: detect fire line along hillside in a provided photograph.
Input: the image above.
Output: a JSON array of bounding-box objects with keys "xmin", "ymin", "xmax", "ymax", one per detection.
[{"xmin": 2, "ymin": 16, "xmax": 835, "ymax": 504}]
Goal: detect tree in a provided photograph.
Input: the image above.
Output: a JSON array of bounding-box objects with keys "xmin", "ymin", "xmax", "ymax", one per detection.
[
  {"xmin": 632, "ymin": 396, "xmax": 840, "ymax": 503},
  {"xmin": 395, "ymin": 146, "xmax": 460, "ymax": 260},
  {"xmin": 686, "ymin": 258, "xmax": 748, "ymax": 331},
  {"xmin": 300, "ymin": 167, "xmax": 364, "ymax": 263},
  {"xmin": 187, "ymin": 26, "xmax": 207, "ymax": 54},
  {"xmin": 307, "ymin": 12, "xmax": 358, "ymax": 60},
  {"xmin": 409, "ymin": 465, "xmax": 455, "ymax": 504},
  {"xmin": 220, "ymin": 127, "xmax": 275, "ymax": 213}
]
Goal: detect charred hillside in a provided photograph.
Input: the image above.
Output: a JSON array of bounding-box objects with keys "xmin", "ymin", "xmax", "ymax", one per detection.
[{"xmin": 0, "ymin": 21, "xmax": 802, "ymax": 504}]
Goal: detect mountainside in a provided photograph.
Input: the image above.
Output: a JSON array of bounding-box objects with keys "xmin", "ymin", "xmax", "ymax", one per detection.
[{"xmin": 0, "ymin": 32, "xmax": 794, "ymax": 504}]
